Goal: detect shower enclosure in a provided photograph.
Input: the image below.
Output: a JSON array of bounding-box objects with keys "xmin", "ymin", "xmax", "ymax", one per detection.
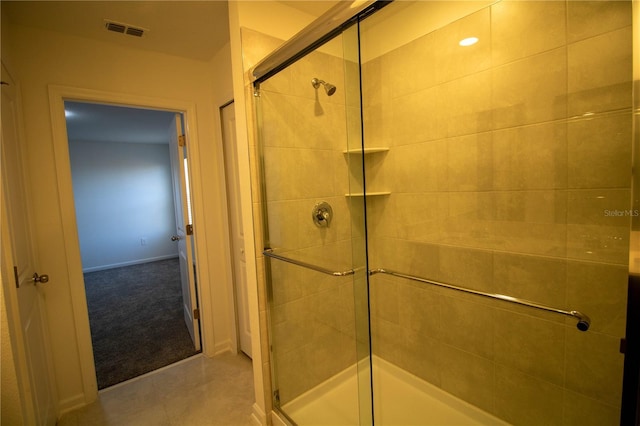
[{"xmin": 251, "ymin": 1, "xmax": 635, "ymax": 424}]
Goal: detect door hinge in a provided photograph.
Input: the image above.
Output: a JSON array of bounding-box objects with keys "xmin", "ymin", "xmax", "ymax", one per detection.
[
  {"xmin": 178, "ymin": 134, "xmax": 186, "ymax": 147},
  {"xmin": 186, "ymin": 224, "xmax": 193, "ymax": 235},
  {"xmin": 273, "ymin": 389, "xmax": 280, "ymax": 405},
  {"xmin": 193, "ymin": 308, "xmax": 200, "ymax": 320},
  {"xmin": 13, "ymin": 266, "xmax": 19, "ymax": 288}
]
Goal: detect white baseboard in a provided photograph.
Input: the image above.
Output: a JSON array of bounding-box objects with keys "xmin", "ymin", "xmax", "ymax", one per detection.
[
  {"xmin": 250, "ymin": 403, "xmax": 267, "ymax": 425},
  {"xmin": 212, "ymin": 339, "xmax": 233, "ymax": 356},
  {"xmin": 57, "ymin": 393, "xmax": 89, "ymax": 418},
  {"xmin": 82, "ymin": 255, "xmax": 179, "ymax": 273},
  {"xmin": 270, "ymin": 410, "xmax": 288, "ymax": 426}
]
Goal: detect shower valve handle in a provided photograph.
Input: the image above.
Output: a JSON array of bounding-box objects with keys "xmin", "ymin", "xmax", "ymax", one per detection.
[{"xmin": 312, "ymin": 201, "xmax": 333, "ymax": 228}]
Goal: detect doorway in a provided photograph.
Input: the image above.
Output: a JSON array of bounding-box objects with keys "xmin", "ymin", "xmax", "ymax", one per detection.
[{"xmin": 64, "ymin": 101, "xmax": 201, "ymax": 388}]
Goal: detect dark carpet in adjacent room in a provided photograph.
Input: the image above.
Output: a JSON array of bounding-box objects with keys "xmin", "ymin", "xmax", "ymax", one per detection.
[{"xmin": 84, "ymin": 258, "xmax": 199, "ymax": 389}]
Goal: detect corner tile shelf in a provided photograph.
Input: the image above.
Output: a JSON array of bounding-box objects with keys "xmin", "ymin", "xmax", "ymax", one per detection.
[
  {"xmin": 342, "ymin": 147, "xmax": 389, "ymax": 155},
  {"xmin": 345, "ymin": 191, "xmax": 391, "ymax": 197},
  {"xmin": 343, "ymin": 146, "xmax": 391, "ymax": 198}
]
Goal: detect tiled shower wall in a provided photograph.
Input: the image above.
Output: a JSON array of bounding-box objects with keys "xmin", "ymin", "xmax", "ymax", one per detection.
[{"xmin": 364, "ymin": 1, "xmax": 632, "ymax": 424}]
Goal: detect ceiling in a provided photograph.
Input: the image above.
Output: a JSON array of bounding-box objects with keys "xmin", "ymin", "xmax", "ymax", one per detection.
[
  {"xmin": 3, "ymin": 1, "xmax": 338, "ymax": 144},
  {"xmin": 2, "ymin": 1, "xmax": 231, "ymax": 62}
]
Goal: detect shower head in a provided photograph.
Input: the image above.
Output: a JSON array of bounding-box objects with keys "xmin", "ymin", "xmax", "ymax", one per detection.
[{"xmin": 312, "ymin": 78, "xmax": 336, "ymax": 96}]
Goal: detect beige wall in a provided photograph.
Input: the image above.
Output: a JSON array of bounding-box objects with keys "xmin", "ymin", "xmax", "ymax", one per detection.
[
  {"xmin": 364, "ymin": 1, "xmax": 631, "ymax": 424},
  {"xmin": 4, "ymin": 19, "xmax": 235, "ymax": 415}
]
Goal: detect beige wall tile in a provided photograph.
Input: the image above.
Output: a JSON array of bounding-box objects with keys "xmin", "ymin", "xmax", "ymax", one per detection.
[
  {"xmin": 568, "ymin": 26, "xmax": 633, "ymax": 116},
  {"xmin": 437, "ymin": 245, "xmax": 493, "ymax": 293},
  {"xmin": 391, "ymin": 140, "xmax": 447, "ymax": 193},
  {"xmin": 434, "ymin": 7, "xmax": 491, "ymax": 85},
  {"xmin": 494, "ymin": 365, "xmax": 564, "ymax": 425},
  {"xmin": 371, "ymin": 316, "xmax": 403, "ymax": 365},
  {"xmin": 491, "ymin": 191, "xmax": 568, "ymax": 257},
  {"xmin": 391, "ymin": 87, "xmax": 445, "ymax": 145},
  {"xmin": 440, "ymin": 192, "xmax": 494, "ymax": 249},
  {"xmin": 491, "ymin": 0, "xmax": 566, "ymax": 66},
  {"xmin": 493, "ymin": 48, "xmax": 567, "ymax": 129},
  {"xmin": 266, "ymin": 200, "xmax": 300, "ymax": 248},
  {"xmin": 267, "ymin": 262, "xmax": 302, "ymax": 308},
  {"xmin": 494, "ymin": 310, "xmax": 565, "ymax": 385},
  {"xmin": 439, "ymin": 344, "xmax": 495, "ymax": 415},
  {"xmin": 567, "ymin": 189, "xmax": 631, "ymax": 226},
  {"xmin": 491, "ymin": 220, "xmax": 567, "ymax": 258},
  {"xmin": 493, "ymin": 252, "xmax": 567, "ymax": 311},
  {"xmin": 398, "ymin": 280, "xmax": 442, "ymax": 339},
  {"xmin": 262, "ymin": 147, "xmax": 299, "ymax": 201},
  {"xmin": 439, "ymin": 296, "xmax": 494, "ymax": 359},
  {"xmin": 399, "ymin": 329, "xmax": 443, "ymax": 386},
  {"xmin": 393, "ymin": 192, "xmax": 447, "ymax": 243},
  {"xmin": 370, "ymin": 275, "xmax": 400, "ymax": 324},
  {"xmin": 446, "ymin": 132, "xmax": 493, "ymax": 191},
  {"xmin": 567, "ymin": 1, "xmax": 631, "ymax": 43},
  {"xmin": 440, "ymin": 70, "xmax": 493, "ymax": 137},
  {"xmin": 566, "ymin": 261, "xmax": 627, "ymax": 336},
  {"xmin": 567, "ymin": 223, "xmax": 630, "ymax": 264},
  {"xmin": 492, "ymin": 122, "xmax": 568, "ymax": 190},
  {"xmin": 271, "ymin": 296, "xmax": 312, "ymax": 353},
  {"xmin": 386, "ymin": 30, "xmax": 439, "ymax": 98},
  {"xmin": 374, "ymin": 239, "xmax": 441, "ymax": 280},
  {"xmin": 274, "ymin": 344, "xmax": 318, "ymax": 404},
  {"xmin": 310, "ymin": 325, "xmax": 357, "ymax": 382},
  {"xmin": 567, "ymin": 111, "xmax": 633, "ymax": 189},
  {"xmin": 564, "ymin": 330, "xmax": 625, "ymax": 406},
  {"xmin": 563, "ymin": 389, "xmax": 621, "ymax": 426},
  {"xmin": 260, "ymin": 92, "xmax": 297, "ymax": 148},
  {"xmin": 496, "ymin": 190, "xmax": 567, "ymax": 225}
]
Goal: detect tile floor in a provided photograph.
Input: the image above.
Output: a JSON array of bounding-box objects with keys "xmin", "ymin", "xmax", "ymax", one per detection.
[{"xmin": 57, "ymin": 353, "xmax": 256, "ymax": 426}]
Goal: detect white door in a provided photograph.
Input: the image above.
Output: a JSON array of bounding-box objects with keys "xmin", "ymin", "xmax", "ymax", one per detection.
[
  {"xmin": 1, "ymin": 63, "xmax": 57, "ymax": 425},
  {"xmin": 221, "ymin": 102, "xmax": 251, "ymax": 357},
  {"xmin": 168, "ymin": 114, "xmax": 200, "ymax": 351}
]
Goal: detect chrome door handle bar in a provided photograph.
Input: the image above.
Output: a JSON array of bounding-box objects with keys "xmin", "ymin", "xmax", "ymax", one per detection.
[{"xmin": 369, "ymin": 268, "xmax": 590, "ymax": 331}]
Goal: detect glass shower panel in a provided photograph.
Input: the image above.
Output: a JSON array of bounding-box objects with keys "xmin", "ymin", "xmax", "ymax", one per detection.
[
  {"xmin": 359, "ymin": 1, "xmax": 632, "ymax": 425},
  {"xmin": 256, "ymin": 30, "xmax": 372, "ymax": 425}
]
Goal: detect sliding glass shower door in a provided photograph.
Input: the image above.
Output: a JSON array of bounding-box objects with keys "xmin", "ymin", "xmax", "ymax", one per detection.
[
  {"xmin": 255, "ymin": 28, "xmax": 373, "ymax": 425},
  {"xmin": 360, "ymin": 1, "xmax": 631, "ymax": 425},
  {"xmin": 255, "ymin": 0, "xmax": 633, "ymax": 424}
]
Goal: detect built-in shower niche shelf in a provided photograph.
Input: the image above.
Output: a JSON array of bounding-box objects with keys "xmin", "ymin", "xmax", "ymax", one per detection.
[
  {"xmin": 342, "ymin": 147, "xmax": 389, "ymax": 155},
  {"xmin": 345, "ymin": 191, "xmax": 391, "ymax": 197}
]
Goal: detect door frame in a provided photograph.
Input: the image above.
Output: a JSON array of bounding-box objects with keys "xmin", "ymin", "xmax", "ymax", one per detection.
[
  {"xmin": 220, "ymin": 100, "xmax": 251, "ymax": 357},
  {"xmin": 47, "ymin": 85, "xmax": 213, "ymax": 403}
]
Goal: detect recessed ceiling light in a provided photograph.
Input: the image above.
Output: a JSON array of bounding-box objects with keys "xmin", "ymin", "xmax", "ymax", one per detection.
[{"xmin": 459, "ymin": 37, "xmax": 479, "ymax": 47}]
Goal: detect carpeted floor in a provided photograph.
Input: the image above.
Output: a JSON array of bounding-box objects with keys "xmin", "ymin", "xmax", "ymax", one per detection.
[{"xmin": 84, "ymin": 258, "xmax": 200, "ymax": 389}]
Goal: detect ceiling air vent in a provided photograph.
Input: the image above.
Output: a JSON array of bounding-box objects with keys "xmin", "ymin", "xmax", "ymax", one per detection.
[
  {"xmin": 105, "ymin": 22, "xmax": 126, "ymax": 34},
  {"xmin": 125, "ymin": 27, "xmax": 145, "ymax": 37},
  {"xmin": 104, "ymin": 20, "xmax": 147, "ymax": 37}
]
